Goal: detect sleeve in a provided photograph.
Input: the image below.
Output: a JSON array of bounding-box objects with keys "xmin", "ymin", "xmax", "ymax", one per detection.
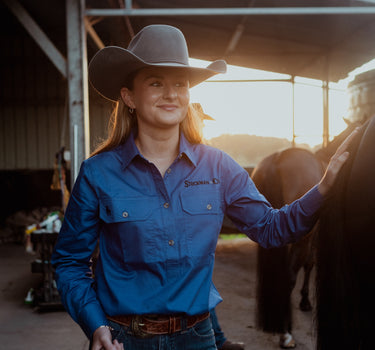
[
  {"xmin": 51, "ymin": 160, "xmax": 109, "ymax": 338},
  {"xmin": 222, "ymin": 154, "xmax": 324, "ymax": 249}
]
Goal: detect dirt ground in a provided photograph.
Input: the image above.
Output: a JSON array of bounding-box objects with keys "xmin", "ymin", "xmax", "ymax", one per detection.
[
  {"xmin": 0, "ymin": 238, "xmax": 316, "ymax": 350},
  {"xmin": 213, "ymin": 238, "xmax": 316, "ymax": 350}
]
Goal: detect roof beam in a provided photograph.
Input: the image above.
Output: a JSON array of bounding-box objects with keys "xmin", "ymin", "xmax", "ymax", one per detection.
[
  {"xmin": 224, "ymin": 0, "xmax": 254, "ymax": 56},
  {"xmin": 84, "ymin": 17, "xmax": 105, "ymax": 49},
  {"xmin": 85, "ymin": 7, "xmax": 375, "ymax": 17},
  {"xmin": 2, "ymin": 0, "xmax": 67, "ymax": 78}
]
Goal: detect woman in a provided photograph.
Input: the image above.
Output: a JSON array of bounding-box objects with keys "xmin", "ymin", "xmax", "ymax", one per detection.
[{"xmin": 52, "ymin": 24, "xmax": 357, "ymax": 350}]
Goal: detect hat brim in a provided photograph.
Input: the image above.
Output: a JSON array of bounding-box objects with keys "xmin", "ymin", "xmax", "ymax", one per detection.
[{"xmin": 89, "ymin": 46, "xmax": 227, "ymax": 102}]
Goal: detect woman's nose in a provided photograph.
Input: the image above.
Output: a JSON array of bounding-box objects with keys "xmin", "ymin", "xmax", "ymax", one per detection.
[{"xmin": 163, "ymin": 84, "xmax": 178, "ymax": 99}]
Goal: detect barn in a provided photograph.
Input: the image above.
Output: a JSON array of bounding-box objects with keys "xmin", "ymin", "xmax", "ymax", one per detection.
[{"xmin": 1, "ymin": 0, "xmax": 375, "ymax": 229}]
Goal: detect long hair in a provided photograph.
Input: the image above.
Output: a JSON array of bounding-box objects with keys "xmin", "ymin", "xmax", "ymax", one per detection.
[
  {"xmin": 90, "ymin": 99, "xmax": 136, "ymax": 157},
  {"xmin": 91, "ymin": 92, "xmax": 204, "ymax": 158}
]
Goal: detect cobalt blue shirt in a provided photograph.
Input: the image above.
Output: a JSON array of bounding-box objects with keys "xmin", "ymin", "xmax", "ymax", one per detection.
[{"xmin": 52, "ymin": 132, "xmax": 323, "ymax": 338}]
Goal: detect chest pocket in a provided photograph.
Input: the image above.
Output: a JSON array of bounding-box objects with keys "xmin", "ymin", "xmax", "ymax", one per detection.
[
  {"xmin": 180, "ymin": 190, "xmax": 221, "ymax": 215},
  {"xmin": 98, "ymin": 197, "xmax": 160, "ymax": 264},
  {"xmin": 99, "ymin": 197, "xmax": 154, "ymax": 223},
  {"xmin": 180, "ymin": 189, "xmax": 223, "ymax": 258}
]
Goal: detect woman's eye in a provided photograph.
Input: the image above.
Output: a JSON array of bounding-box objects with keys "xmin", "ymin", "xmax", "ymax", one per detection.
[
  {"xmin": 176, "ymin": 81, "xmax": 187, "ymax": 87},
  {"xmin": 150, "ymin": 81, "xmax": 162, "ymax": 87}
]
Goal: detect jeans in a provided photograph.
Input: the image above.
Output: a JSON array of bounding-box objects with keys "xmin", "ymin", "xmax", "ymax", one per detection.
[
  {"xmin": 106, "ymin": 316, "xmax": 217, "ymax": 350},
  {"xmin": 210, "ymin": 308, "xmax": 227, "ymax": 349}
]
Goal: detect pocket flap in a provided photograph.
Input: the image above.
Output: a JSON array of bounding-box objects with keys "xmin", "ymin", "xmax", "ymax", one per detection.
[
  {"xmin": 99, "ymin": 198, "xmax": 154, "ymax": 223},
  {"xmin": 180, "ymin": 192, "xmax": 221, "ymax": 215}
]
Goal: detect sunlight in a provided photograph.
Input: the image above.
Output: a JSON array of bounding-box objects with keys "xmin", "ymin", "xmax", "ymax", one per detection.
[{"xmin": 189, "ymin": 57, "xmax": 375, "ymax": 147}]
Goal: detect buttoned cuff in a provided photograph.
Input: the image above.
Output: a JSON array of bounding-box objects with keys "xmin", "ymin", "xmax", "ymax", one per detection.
[
  {"xmin": 79, "ymin": 302, "xmax": 109, "ymax": 338},
  {"xmin": 299, "ymin": 184, "xmax": 324, "ymax": 216}
]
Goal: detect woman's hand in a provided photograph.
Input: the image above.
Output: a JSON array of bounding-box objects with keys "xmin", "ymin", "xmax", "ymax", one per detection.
[
  {"xmin": 91, "ymin": 326, "xmax": 124, "ymax": 350},
  {"xmin": 318, "ymin": 127, "xmax": 360, "ymax": 196}
]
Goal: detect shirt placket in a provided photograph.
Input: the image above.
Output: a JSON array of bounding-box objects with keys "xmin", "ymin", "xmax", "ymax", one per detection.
[{"xmin": 148, "ymin": 163, "xmax": 182, "ymax": 280}]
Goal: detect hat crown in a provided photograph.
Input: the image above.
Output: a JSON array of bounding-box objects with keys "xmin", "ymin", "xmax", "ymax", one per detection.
[{"xmin": 127, "ymin": 25, "xmax": 189, "ymax": 65}]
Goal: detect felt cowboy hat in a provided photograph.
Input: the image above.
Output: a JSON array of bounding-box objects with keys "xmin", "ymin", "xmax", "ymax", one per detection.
[{"xmin": 88, "ymin": 24, "xmax": 227, "ymax": 102}]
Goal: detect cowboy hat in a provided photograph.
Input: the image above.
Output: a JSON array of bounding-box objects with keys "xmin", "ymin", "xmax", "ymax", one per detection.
[{"xmin": 88, "ymin": 24, "xmax": 227, "ymax": 102}]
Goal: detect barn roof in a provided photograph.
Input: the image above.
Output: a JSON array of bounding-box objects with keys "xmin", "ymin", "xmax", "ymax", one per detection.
[
  {"xmin": 2, "ymin": 0, "xmax": 375, "ymax": 82},
  {"xmin": 84, "ymin": 0, "xmax": 375, "ymax": 82}
]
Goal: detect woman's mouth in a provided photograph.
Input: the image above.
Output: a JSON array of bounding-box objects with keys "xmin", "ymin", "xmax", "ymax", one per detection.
[{"xmin": 159, "ymin": 104, "xmax": 178, "ymax": 111}]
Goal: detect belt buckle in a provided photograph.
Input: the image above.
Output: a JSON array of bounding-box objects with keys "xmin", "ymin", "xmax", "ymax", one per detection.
[{"xmin": 131, "ymin": 315, "xmax": 153, "ymax": 338}]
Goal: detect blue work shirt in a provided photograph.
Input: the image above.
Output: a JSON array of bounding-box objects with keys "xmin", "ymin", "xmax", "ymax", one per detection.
[{"xmin": 52, "ymin": 132, "xmax": 323, "ymax": 338}]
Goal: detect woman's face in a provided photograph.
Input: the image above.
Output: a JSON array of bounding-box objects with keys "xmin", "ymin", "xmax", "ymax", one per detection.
[{"xmin": 121, "ymin": 67, "xmax": 190, "ymax": 132}]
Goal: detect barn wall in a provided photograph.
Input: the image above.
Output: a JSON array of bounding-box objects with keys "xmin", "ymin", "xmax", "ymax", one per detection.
[
  {"xmin": 0, "ymin": 28, "xmax": 113, "ymax": 171},
  {"xmin": 0, "ymin": 7, "xmax": 114, "ymax": 223}
]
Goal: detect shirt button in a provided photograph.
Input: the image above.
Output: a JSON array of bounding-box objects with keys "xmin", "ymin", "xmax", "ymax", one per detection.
[
  {"xmin": 122, "ymin": 211, "xmax": 129, "ymax": 218},
  {"xmin": 164, "ymin": 202, "xmax": 169, "ymax": 209},
  {"xmin": 166, "ymin": 168, "xmax": 172, "ymax": 174},
  {"xmin": 168, "ymin": 240, "xmax": 175, "ymax": 246},
  {"xmin": 207, "ymin": 204, "xmax": 212, "ymax": 210}
]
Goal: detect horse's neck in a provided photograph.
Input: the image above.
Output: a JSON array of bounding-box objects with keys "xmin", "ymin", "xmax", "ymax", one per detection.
[
  {"xmin": 316, "ymin": 116, "xmax": 373, "ymax": 165},
  {"xmin": 315, "ymin": 125, "xmax": 357, "ymax": 165}
]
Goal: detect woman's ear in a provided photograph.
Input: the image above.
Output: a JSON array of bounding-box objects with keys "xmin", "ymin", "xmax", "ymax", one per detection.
[{"xmin": 120, "ymin": 87, "xmax": 135, "ymax": 109}]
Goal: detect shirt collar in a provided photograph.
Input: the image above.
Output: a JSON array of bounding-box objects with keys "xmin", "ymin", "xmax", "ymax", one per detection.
[
  {"xmin": 115, "ymin": 131, "xmax": 198, "ymax": 170},
  {"xmin": 178, "ymin": 132, "xmax": 198, "ymax": 168},
  {"xmin": 116, "ymin": 131, "xmax": 140, "ymax": 170}
]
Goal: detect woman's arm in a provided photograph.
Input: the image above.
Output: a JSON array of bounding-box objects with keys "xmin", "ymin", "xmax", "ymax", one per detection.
[
  {"xmin": 51, "ymin": 161, "xmax": 108, "ymax": 338},
  {"xmin": 224, "ymin": 128, "xmax": 359, "ymax": 248}
]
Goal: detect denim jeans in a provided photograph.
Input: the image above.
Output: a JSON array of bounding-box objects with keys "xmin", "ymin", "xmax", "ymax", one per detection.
[
  {"xmin": 106, "ymin": 316, "xmax": 217, "ymax": 350},
  {"xmin": 210, "ymin": 308, "xmax": 227, "ymax": 348}
]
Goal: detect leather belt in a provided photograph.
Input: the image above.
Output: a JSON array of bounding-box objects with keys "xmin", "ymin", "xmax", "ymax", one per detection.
[{"xmin": 107, "ymin": 312, "xmax": 210, "ymax": 338}]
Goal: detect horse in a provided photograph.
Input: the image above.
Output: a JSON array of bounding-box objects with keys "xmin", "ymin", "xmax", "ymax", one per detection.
[
  {"xmin": 252, "ymin": 116, "xmax": 369, "ymax": 348},
  {"xmin": 315, "ymin": 115, "xmax": 375, "ymax": 350},
  {"xmin": 253, "ymin": 147, "xmax": 324, "ymax": 348},
  {"xmin": 218, "ymin": 117, "xmax": 368, "ymax": 348}
]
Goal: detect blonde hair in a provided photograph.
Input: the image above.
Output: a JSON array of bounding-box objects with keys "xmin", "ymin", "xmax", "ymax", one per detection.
[{"xmin": 90, "ymin": 99, "xmax": 204, "ymax": 157}]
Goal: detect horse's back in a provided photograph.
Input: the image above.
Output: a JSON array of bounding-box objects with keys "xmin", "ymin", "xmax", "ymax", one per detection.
[
  {"xmin": 252, "ymin": 148, "xmax": 323, "ymax": 205},
  {"xmin": 277, "ymin": 148, "xmax": 323, "ymax": 203}
]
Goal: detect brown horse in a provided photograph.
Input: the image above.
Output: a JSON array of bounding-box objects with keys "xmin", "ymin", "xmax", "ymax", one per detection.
[
  {"xmin": 253, "ymin": 148, "xmax": 324, "ymax": 348},
  {"xmin": 253, "ymin": 117, "xmax": 370, "ymax": 348},
  {"xmin": 315, "ymin": 115, "xmax": 375, "ymax": 350}
]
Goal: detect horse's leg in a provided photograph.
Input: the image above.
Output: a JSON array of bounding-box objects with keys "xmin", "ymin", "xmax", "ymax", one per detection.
[
  {"xmin": 279, "ymin": 309, "xmax": 295, "ymax": 349},
  {"xmin": 279, "ymin": 333, "xmax": 296, "ymax": 349},
  {"xmin": 299, "ymin": 231, "xmax": 315, "ymax": 312},
  {"xmin": 278, "ymin": 236, "xmax": 313, "ymax": 349},
  {"xmin": 299, "ymin": 258, "xmax": 313, "ymax": 311},
  {"xmin": 288, "ymin": 233, "xmax": 314, "ymax": 312},
  {"xmin": 277, "ymin": 246, "xmax": 301, "ymax": 349}
]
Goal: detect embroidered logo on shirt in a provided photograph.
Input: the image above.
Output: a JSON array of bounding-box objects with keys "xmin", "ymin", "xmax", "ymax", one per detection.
[{"xmin": 184, "ymin": 178, "xmax": 220, "ymax": 187}]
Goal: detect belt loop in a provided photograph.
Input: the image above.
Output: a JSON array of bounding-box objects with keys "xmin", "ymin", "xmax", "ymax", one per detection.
[
  {"xmin": 180, "ymin": 316, "xmax": 187, "ymax": 331},
  {"xmin": 168, "ymin": 316, "xmax": 177, "ymax": 333}
]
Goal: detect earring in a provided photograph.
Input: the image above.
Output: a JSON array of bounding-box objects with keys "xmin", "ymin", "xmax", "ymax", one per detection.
[{"xmin": 129, "ymin": 107, "xmax": 134, "ymax": 114}]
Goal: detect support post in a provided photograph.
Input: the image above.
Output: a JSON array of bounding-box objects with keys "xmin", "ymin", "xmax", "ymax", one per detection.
[
  {"xmin": 291, "ymin": 76, "xmax": 296, "ymax": 147},
  {"xmin": 322, "ymin": 81, "xmax": 329, "ymax": 147},
  {"xmin": 66, "ymin": 0, "xmax": 90, "ymax": 187}
]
